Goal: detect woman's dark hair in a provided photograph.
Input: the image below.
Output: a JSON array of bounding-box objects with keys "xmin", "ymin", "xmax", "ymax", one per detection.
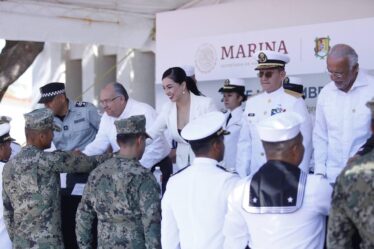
[{"xmin": 162, "ymin": 67, "xmax": 203, "ymax": 96}]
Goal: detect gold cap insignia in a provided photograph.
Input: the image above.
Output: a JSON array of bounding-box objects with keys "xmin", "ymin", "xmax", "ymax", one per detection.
[{"xmin": 258, "ymin": 52, "xmax": 267, "ymax": 63}]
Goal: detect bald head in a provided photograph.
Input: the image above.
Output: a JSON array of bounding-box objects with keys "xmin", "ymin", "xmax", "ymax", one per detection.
[{"xmin": 100, "ymin": 83, "xmax": 128, "ymax": 118}]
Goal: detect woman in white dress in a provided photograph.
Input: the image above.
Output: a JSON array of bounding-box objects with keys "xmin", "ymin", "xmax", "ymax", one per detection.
[{"xmin": 148, "ymin": 67, "xmax": 217, "ymax": 171}]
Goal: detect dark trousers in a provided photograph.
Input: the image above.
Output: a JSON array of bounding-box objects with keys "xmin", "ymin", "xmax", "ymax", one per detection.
[
  {"xmin": 61, "ymin": 173, "xmax": 97, "ymax": 249},
  {"xmin": 151, "ymin": 156, "xmax": 173, "ymax": 195}
]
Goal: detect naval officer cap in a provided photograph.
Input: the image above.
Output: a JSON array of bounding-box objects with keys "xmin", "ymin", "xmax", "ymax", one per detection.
[
  {"xmin": 218, "ymin": 78, "xmax": 247, "ymax": 101},
  {"xmin": 38, "ymin": 82, "xmax": 65, "ymax": 103},
  {"xmin": 181, "ymin": 111, "xmax": 230, "ymax": 141},
  {"xmin": 256, "ymin": 112, "xmax": 304, "ymax": 142},
  {"xmin": 0, "ymin": 116, "xmax": 15, "ymax": 143},
  {"xmin": 254, "ymin": 50, "xmax": 290, "ymax": 70},
  {"xmin": 115, "ymin": 115, "xmax": 151, "ymax": 138},
  {"xmin": 24, "ymin": 108, "xmax": 61, "ymax": 131}
]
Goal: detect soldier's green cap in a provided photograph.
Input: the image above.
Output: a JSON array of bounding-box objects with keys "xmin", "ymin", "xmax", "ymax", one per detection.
[
  {"xmin": 114, "ymin": 115, "xmax": 151, "ymax": 138},
  {"xmin": 367, "ymin": 97, "xmax": 374, "ymax": 118},
  {"xmin": 24, "ymin": 108, "xmax": 61, "ymax": 132}
]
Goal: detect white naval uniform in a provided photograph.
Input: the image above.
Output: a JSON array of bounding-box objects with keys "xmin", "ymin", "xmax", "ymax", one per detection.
[
  {"xmin": 236, "ymin": 87, "xmax": 313, "ymax": 177},
  {"xmin": 83, "ymin": 98, "xmax": 170, "ymax": 168},
  {"xmin": 161, "ymin": 157, "xmax": 239, "ymax": 249},
  {"xmin": 313, "ymin": 70, "xmax": 374, "ymax": 182},
  {"xmin": 222, "ymin": 106, "xmax": 243, "ymax": 170},
  {"xmin": 148, "ymin": 93, "xmax": 217, "ymax": 170},
  {"xmin": 0, "ymin": 161, "xmax": 12, "ymax": 249},
  {"xmin": 223, "ymin": 175, "xmax": 332, "ymax": 249}
]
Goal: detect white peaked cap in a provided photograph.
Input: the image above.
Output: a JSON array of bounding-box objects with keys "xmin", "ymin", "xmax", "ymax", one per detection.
[
  {"xmin": 0, "ymin": 123, "xmax": 10, "ymax": 137},
  {"xmin": 226, "ymin": 78, "xmax": 245, "ymax": 87},
  {"xmin": 256, "ymin": 112, "xmax": 304, "ymax": 142},
  {"xmin": 181, "ymin": 111, "xmax": 229, "ymax": 141},
  {"xmin": 181, "ymin": 65, "xmax": 195, "ymax": 77},
  {"xmin": 254, "ymin": 50, "xmax": 290, "ymax": 70}
]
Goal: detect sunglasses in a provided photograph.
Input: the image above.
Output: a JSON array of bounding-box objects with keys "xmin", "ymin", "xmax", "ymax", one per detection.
[{"xmin": 257, "ymin": 71, "xmax": 274, "ymax": 78}]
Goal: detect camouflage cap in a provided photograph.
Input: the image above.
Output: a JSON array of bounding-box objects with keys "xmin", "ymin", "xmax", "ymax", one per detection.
[
  {"xmin": 367, "ymin": 97, "xmax": 374, "ymax": 118},
  {"xmin": 115, "ymin": 115, "xmax": 151, "ymax": 138},
  {"xmin": 24, "ymin": 108, "xmax": 61, "ymax": 132}
]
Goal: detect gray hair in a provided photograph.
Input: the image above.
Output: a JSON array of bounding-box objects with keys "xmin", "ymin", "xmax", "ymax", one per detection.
[
  {"xmin": 328, "ymin": 44, "xmax": 358, "ymax": 69},
  {"xmin": 112, "ymin": 82, "xmax": 129, "ymax": 101}
]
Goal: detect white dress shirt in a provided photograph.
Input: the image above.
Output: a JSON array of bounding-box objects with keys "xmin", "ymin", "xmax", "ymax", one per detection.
[
  {"xmin": 161, "ymin": 157, "xmax": 239, "ymax": 249},
  {"xmin": 83, "ymin": 98, "xmax": 170, "ymax": 168},
  {"xmin": 223, "ymin": 175, "xmax": 332, "ymax": 249},
  {"xmin": 222, "ymin": 106, "xmax": 243, "ymax": 170},
  {"xmin": 313, "ymin": 70, "xmax": 374, "ymax": 182},
  {"xmin": 0, "ymin": 161, "xmax": 12, "ymax": 249},
  {"xmin": 148, "ymin": 93, "xmax": 217, "ymax": 170},
  {"xmin": 236, "ymin": 87, "xmax": 313, "ymax": 177}
]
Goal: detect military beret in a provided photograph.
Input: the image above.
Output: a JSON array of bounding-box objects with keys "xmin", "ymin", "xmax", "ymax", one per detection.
[
  {"xmin": 115, "ymin": 115, "xmax": 151, "ymax": 138},
  {"xmin": 38, "ymin": 82, "xmax": 65, "ymax": 103},
  {"xmin": 181, "ymin": 111, "xmax": 229, "ymax": 141},
  {"xmin": 254, "ymin": 51, "xmax": 290, "ymax": 70},
  {"xmin": 24, "ymin": 108, "xmax": 61, "ymax": 131}
]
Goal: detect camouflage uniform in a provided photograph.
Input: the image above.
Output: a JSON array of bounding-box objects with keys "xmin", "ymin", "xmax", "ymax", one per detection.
[
  {"xmin": 1, "ymin": 108, "xmax": 110, "ymax": 249},
  {"xmin": 327, "ymin": 150, "xmax": 374, "ymax": 249},
  {"xmin": 76, "ymin": 115, "xmax": 161, "ymax": 249}
]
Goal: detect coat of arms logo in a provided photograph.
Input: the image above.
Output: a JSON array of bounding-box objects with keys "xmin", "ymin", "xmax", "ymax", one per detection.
[{"xmin": 314, "ymin": 37, "xmax": 331, "ymax": 59}]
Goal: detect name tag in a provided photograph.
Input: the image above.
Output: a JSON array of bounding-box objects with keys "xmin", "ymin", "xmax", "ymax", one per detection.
[{"xmin": 74, "ymin": 118, "xmax": 85, "ymax": 124}]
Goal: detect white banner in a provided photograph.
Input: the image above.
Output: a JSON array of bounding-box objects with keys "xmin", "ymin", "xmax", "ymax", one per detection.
[{"xmin": 156, "ymin": 17, "xmax": 374, "ymax": 83}]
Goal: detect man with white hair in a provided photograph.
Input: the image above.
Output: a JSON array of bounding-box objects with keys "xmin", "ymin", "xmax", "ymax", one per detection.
[
  {"xmin": 224, "ymin": 112, "xmax": 332, "ymax": 249},
  {"xmin": 313, "ymin": 43, "xmax": 374, "ymax": 183}
]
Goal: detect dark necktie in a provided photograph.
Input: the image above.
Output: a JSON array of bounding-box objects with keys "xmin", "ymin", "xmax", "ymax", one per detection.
[{"xmin": 226, "ymin": 113, "xmax": 232, "ymax": 126}]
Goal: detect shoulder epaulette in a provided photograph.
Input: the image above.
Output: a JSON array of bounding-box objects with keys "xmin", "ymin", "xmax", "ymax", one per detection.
[
  {"xmin": 216, "ymin": 164, "xmax": 238, "ymax": 174},
  {"xmin": 284, "ymin": 89, "xmax": 302, "ymax": 98},
  {"xmin": 75, "ymin": 101, "xmax": 87, "ymax": 107},
  {"xmin": 172, "ymin": 165, "xmax": 190, "ymax": 176}
]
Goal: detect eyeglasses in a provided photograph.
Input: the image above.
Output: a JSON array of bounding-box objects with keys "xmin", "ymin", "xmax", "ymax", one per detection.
[
  {"xmin": 257, "ymin": 71, "xmax": 274, "ymax": 78},
  {"xmin": 99, "ymin": 96, "xmax": 121, "ymax": 106},
  {"xmin": 328, "ymin": 71, "xmax": 344, "ymax": 79}
]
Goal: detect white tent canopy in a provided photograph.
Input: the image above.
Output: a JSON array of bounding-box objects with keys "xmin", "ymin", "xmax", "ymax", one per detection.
[{"xmin": 0, "ymin": 0, "xmax": 236, "ymax": 49}]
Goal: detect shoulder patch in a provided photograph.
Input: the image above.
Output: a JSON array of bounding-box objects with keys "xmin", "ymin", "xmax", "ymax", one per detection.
[
  {"xmin": 216, "ymin": 164, "xmax": 238, "ymax": 174},
  {"xmin": 75, "ymin": 101, "xmax": 87, "ymax": 107},
  {"xmin": 172, "ymin": 165, "xmax": 190, "ymax": 176},
  {"xmin": 284, "ymin": 89, "xmax": 302, "ymax": 98}
]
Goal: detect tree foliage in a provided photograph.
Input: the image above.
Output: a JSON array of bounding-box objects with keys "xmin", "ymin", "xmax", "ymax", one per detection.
[{"xmin": 0, "ymin": 40, "xmax": 44, "ymax": 101}]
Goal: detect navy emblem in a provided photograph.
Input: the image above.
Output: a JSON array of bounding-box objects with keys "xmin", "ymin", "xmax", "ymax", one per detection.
[
  {"xmin": 63, "ymin": 125, "xmax": 69, "ymax": 130},
  {"xmin": 258, "ymin": 52, "xmax": 267, "ymax": 63}
]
